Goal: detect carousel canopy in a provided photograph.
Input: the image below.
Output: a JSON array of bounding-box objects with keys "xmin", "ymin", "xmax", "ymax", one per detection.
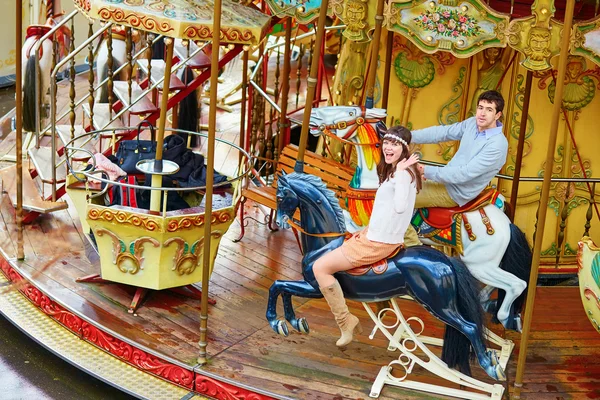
[{"xmin": 73, "ymin": 0, "xmax": 271, "ymax": 45}]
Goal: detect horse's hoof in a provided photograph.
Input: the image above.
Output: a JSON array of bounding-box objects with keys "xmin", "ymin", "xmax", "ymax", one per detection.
[
  {"xmin": 276, "ymin": 320, "xmax": 289, "ymax": 337},
  {"xmin": 298, "ymin": 317, "xmax": 310, "ymax": 334},
  {"xmin": 494, "ymin": 364, "xmax": 507, "ymax": 382}
]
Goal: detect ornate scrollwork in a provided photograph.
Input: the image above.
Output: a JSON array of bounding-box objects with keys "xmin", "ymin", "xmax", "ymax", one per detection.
[
  {"xmin": 87, "ymin": 207, "xmax": 161, "ymax": 232},
  {"xmin": 506, "ymin": 0, "xmax": 563, "ymax": 71},
  {"xmin": 167, "ymin": 210, "xmax": 233, "ymax": 232},
  {"xmin": 95, "ymin": 229, "xmax": 159, "ymax": 274},
  {"xmin": 164, "ymin": 231, "xmax": 224, "ymax": 276}
]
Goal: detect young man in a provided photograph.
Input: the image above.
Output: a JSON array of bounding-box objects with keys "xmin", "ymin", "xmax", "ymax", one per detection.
[{"xmin": 404, "ymin": 90, "xmax": 508, "ymax": 246}]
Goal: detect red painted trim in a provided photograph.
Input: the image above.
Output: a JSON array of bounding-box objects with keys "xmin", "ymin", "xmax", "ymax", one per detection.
[
  {"xmin": 0, "ymin": 256, "xmax": 271, "ymax": 398},
  {"xmin": 195, "ymin": 375, "xmax": 276, "ymax": 400},
  {"xmin": 538, "ymin": 267, "xmax": 579, "ymax": 274}
]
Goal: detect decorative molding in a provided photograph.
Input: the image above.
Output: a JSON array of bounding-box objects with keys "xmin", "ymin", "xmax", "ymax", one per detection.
[
  {"xmin": 95, "ymin": 228, "xmax": 160, "ymax": 274},
  {"xmin": 0, "ymin": 256, "xmax": 269, "ymax": 398},
  {"xmin": 88, "ymin": 207, "xmax": 162, "ymax": 232},
  {"xmin": 167, "ymin": 210, "xmax": 234, "ymax": 232},
  {"xmin": 385, "ymin": 0, "xmax": 509, "ymax": 58},
  {"xmin": 506, "ymin": 0, "xmax": 563, "ymax": 71},
  {"xmin": 195, "ymin": 375, "xmax": 274, "ymax": 400}
]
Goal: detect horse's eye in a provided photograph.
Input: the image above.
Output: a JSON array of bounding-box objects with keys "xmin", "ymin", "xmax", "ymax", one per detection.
[{"xmin": 349, "ymin": 112, "xmax": 354, "ymax": 116}]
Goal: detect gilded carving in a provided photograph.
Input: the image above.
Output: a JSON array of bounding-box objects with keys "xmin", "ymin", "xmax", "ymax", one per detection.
[
  {"xmin": 506, "ymin": 0, "xmax": 563, "ymax": 71},
  {"xmin": 537, "ymin": 56, "xmax": 600, "ymax": 111},
  {"xmin": 468, "ymin": 47, "xmax": 515, "ymax": 116},
  {"xmin": 384, "ymin": 0, "xmax": 509, "ymax": 58},
  {"xmin": 87, "ymin": 207, "xmax": 161, "ymax": 232},
  {"xmin": 164, "ymin": 231, "xmax": 223, "ymax": 276},
  {"xmin": 342, "ymin": 0, "xmax": 370, "ymax": 42},
  {"xmin": 166, "ymin": 210, "xmax": 234, "ymax": 232},
  {"xmin": 0, "ymin": 50, "xmax": 16, "ymax": 69},
  {"xmin": 571, "ymin": 19, "xmax": 600, "ymax": 67},
  {"xmin": 95, "ymin": 229, "xmax": 160, "ymax": 275}
]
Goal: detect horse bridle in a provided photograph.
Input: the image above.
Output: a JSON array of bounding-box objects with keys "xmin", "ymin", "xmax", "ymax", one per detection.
[{"xmin": 318, "ymin": 107, "xmax": 382, "ymax": 147}]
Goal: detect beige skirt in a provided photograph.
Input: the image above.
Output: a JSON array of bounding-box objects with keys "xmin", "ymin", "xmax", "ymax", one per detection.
[{"xmin": 340, "ymin": 227, "xmax": 402, "ymax": 267}]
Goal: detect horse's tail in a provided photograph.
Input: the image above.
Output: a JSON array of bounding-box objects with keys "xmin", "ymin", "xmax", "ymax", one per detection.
[
  {"xmin": 98, "ymin": 57, "xmax": 123, "ymax": 103},
  {"xmin": 177, "ymin": 66, "xmax": 199, "ymax": 147},
  {"xmin": 495, "ymin": 223, "xmax": 532, "ymax": 318},
  {"xmin": 441, "ymin": 257, "xmax": 486, "ymax": 376},
  {"xmin": 23, "ymin": 55, "xmax": 38, "ymax": 132}
]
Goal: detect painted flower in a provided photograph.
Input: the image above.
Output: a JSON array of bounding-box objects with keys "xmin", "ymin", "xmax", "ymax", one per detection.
[{"xmin": 413, "ymin": 6, "xmax": 481, "ymax": 38}]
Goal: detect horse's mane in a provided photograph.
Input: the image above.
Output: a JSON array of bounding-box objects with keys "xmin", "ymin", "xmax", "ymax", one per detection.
[{"xmin": 281, "ymin": 172, "xmax": 346, "ymax": 231}]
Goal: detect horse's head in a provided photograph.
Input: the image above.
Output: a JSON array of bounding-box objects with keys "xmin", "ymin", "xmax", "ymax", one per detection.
[
  {"xmin": 309, "ymin": 106, "xmax": 387, "ymax": 140},
  {"xmin": 275, "ymin": 173, "xmax": 300, "ymax": 230}
]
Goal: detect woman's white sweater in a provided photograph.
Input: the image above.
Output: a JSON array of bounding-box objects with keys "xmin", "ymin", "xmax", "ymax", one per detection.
[{"xmin": 366, "ymin": 170, "xmax": 417, "ymax": 244}]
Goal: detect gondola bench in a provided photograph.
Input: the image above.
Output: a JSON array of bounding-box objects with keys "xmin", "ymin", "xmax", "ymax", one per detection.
[{"xmin": 238, "ymin": 144, "xmax": 354, "ymax": 238}]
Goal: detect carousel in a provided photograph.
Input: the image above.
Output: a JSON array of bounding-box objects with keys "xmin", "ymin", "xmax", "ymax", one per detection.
[{"xmin": 0, "ymin": 0, "xmax": 598, "ymax": 398}]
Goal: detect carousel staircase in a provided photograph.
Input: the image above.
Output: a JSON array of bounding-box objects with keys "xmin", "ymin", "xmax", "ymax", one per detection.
[{"xmin": 8, "ymin": 43, "xmax": 243, "ymax": 223}]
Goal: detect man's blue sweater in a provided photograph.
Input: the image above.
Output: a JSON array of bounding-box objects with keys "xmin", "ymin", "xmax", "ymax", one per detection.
[{"xmin": 412, "ymin": 117, "xmax": 508, "ymax": 206}]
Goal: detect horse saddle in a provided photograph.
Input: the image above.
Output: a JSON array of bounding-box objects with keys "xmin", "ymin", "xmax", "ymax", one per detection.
[
  {"xmin": 411, "ymin": 189, "xmax": 502, "ymax": 254},
  {"xmin": 345, "ymin": 244, "xmax": 405, "ymax": 276}
]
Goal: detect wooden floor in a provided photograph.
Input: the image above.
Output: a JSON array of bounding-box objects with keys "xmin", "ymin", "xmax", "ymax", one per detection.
[
  {"xmin": 0, "ymin": 191, "xmax": 598, "ymax": 399},
  {"xmin": 0, "ymin": 58, "xmax": 598, "ymax": 399}
]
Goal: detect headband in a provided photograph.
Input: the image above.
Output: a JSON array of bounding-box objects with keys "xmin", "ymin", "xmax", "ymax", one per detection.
[{"xmin": 383, "ymin": 133, "xmax": 408, "ymax": 148}]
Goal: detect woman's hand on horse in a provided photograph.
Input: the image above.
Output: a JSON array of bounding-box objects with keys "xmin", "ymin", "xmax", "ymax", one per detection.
[{"xmin": 396, "ymin": 154, "xmax": 420, "ymax": 172}]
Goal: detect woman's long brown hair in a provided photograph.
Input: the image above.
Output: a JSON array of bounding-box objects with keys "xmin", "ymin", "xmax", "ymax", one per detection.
[{"xmin": 376, "ymin": 125, "xmax": 422, "ymax": 192}]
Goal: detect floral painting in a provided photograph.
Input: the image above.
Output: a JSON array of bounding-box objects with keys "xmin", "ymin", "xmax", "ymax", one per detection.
[{"xmin": 413, "ymin": 7, "xmax": 481, "ymax": 38}]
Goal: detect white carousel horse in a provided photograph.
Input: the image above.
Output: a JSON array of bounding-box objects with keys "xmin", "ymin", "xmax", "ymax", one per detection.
[
  {"xmin": 22, "ymin": 0, "xmax": 70, "ymax": 132},
  {"xmin": 578, "ymin": 237, "xmax": 600, "ymax": 334},
  {"xmin": 309, "ymin": 105, "xmax": 532, "ymax": 331}
]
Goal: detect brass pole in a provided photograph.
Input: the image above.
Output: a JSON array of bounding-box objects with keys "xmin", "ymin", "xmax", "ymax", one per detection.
[
  {"xmin": 365, "ymin": 0, "xmax": 385, "ymax": 108},
  {"xmin": 198, "ymin": 0, "xmax": 222, "ymax": 365},
  {"xmin": 278, "ymin": 20, "xmax": 292, "ymax": 157},
  {"xmin": 513, "ymin": 0, "xmax": 576, "ymax": 397},
  {"xmin": 16, "ymin": 0, "xmax": 24, "ymax": 260},
  {"xmin": 508, "ymin": 69, "xmax": 533, "ymax": 222},
  {"xmin": 149, "ymin": 38, "xmax": 174, "ymax": 212},
  {"xmin": 239, "ymin": 48, "xmax": 248, "ymax": 167},
  {"xmin": 381, "ymin": 30, "xmax": 394, "ymax": 111},
  {"xmin": 295, "ymin": 0, "xmax": 330, "ymax": 172}
]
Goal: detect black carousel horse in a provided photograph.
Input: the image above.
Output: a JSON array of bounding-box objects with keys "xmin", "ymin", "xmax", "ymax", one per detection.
[{"xmin": 267, "ymin": 172, "xmax": 506, "ymax": 381}]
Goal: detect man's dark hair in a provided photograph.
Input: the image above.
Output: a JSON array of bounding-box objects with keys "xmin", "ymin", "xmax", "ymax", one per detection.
[{"xmin": 478, "ymin": 90, "xmax": 504, "ymax": 114}]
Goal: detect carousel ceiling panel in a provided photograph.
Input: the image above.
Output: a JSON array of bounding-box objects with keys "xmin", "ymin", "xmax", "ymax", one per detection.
[
  {"xmin": 384, "ymin": 0, "xmax": 510, "ymax": 58},
  {"xmin": 73, "ymin": 0, "xmax": 271, "ymax": 45}
]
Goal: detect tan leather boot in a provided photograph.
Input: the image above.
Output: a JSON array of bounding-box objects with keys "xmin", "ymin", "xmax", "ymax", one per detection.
[{"xmin": 320, "ymin": 280, "xmax": 362, "ymax": 347}]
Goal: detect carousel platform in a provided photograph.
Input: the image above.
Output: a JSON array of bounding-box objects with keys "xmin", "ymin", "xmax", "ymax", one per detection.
[{"xmin": 0, "ymin": 190, "xmax": 598, "ymax": 399}]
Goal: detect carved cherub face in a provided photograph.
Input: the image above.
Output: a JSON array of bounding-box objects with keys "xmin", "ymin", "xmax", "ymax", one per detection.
[
  {"xmin": 566, "ymin": 60, "xmax": 583, "ymax": 80},
  {"xmin": 484, "ymin": 48, "xmax": 501, "ymax": 64},
  {"xmin": 527, "ymin": 28, "xmax": 551, "ymax": 61}
]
